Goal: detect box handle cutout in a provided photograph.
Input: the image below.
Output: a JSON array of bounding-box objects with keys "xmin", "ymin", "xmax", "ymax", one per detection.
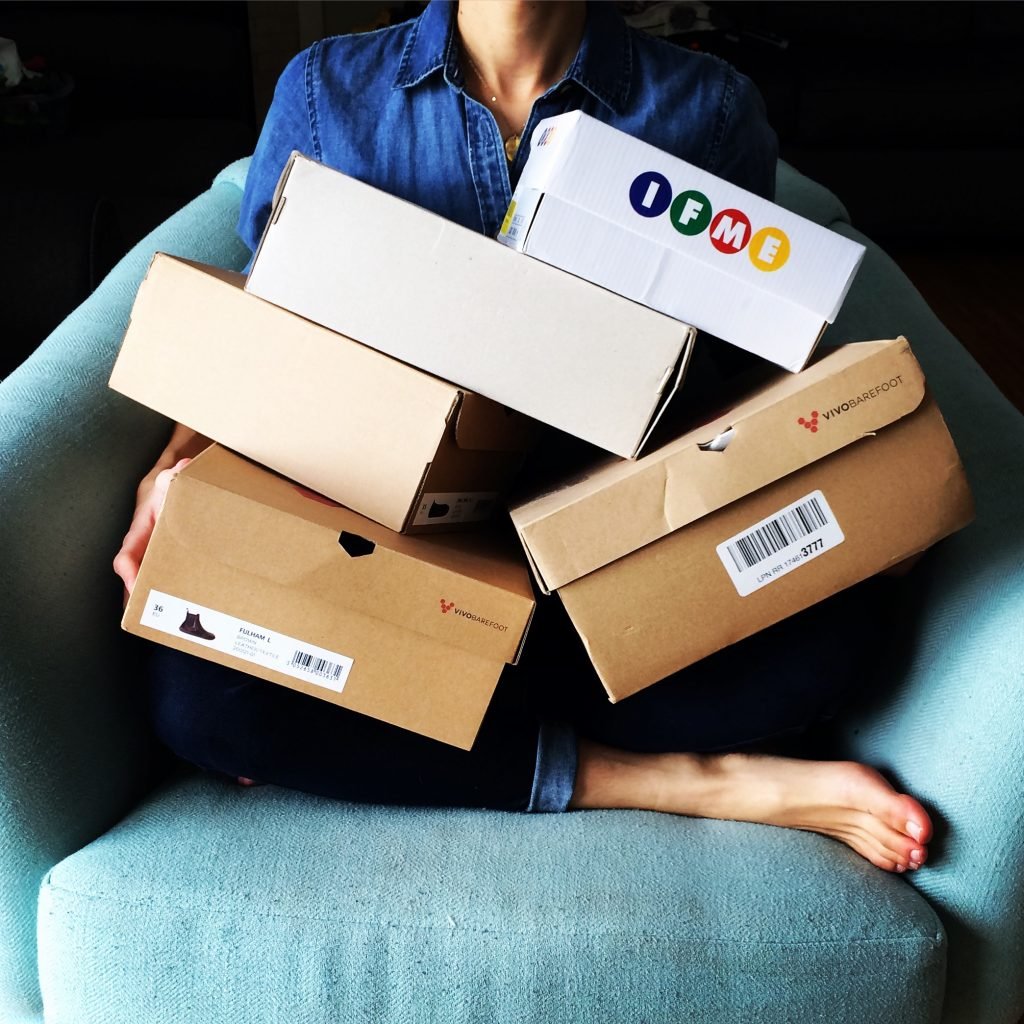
[
  {"xmin": 339, "ymin": 532, "xmax": 376, "ymax": 557},
  {"xmin": 698, "ymin": 427, "xmax": 734, "ymax": 452}
]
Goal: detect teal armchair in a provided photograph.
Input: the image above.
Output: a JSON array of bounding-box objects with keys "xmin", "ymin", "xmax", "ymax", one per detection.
[{"xmin": 1, "ymin": 158, "xmax": 1022, "ymax": 1024}]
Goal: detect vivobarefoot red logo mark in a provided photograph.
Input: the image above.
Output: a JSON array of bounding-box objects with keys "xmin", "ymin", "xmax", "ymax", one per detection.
[
  {"xmin": 797, "ymin": 411, "xmax": 820, "ymax": 433},
  {"xmin": 439, "ymin": 599, "xmax": 455, "ymax": 614}
]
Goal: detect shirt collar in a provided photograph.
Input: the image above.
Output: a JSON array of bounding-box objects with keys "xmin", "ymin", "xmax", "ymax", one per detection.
[
  {"xmin": 393, "ymin": 0, "xmax": 460, "ymax": 90},
  {"xmin": 394, "ymin": 0, "xmax": 632, "ymax": 114},
  {"xmin": 571, "ymin": 1, "xmax": 632, "ymax": 114}
]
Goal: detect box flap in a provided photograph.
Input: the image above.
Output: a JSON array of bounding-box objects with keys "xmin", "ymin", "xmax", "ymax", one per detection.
[
  {"xmin": 452, "ymin": 391, "xmax": 539, "ymax": 453},
  {"xmin": 510, "ymin": 338, "xmax": 925, "ymax": 591},
  {"xmin": 515, "ymin": 112, "xmax": 865, "ymax": 323},
  {"xmin": 508, "ymin": 190, "xmax": 842, "ymax": 373},
  {"xmin": 244, "ymin": 153, "xmax": 692, "ymax": 459},
  {"xmin": 176, "ymin": 447, "xmax": 535, "ymax": 663},
  {"xmin": 630, "ymin": 325, "xmax": 696, "ymax": 457},
  {"xmin": 248, "ymin": 151, "xmax": 300, "ymax": 272}
]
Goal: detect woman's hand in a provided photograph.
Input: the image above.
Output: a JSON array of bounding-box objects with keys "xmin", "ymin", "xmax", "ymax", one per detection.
[
  {"xmin": 113, "ymin": 459, "xmax": 191, "ymax": 602},
  {"xmin": 113, "ymin": 423, "xmax": 211, "ymax": 604}
]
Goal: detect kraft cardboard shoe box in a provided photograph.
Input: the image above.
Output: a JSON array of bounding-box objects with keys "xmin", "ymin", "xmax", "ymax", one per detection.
[
  {"xmin": 123, "ymin": 445, "xmax": 536, "ymax": 749},
  {"xmin": 244, "ymin": 152, "xmax": 696, "ymax": 459},
  {"xmin": 109, "ymin": 254, "xmax": 537, "ymax": 533},
  {"xmin": 497, "ymin": 111, "xmax": 866, "ymax": 373},
  {"xmin": 509, "ymin": 338, "xmax": 973, "ymax": 701}
]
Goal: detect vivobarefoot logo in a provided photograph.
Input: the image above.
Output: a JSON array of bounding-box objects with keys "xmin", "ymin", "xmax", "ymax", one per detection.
[
  {"xmin": 800, "ymin": 375, "xmax": 906, "ymax": 430},
  {"xmin": 437, "ymin": 598, "xmax": 509, "ymax": 632}
]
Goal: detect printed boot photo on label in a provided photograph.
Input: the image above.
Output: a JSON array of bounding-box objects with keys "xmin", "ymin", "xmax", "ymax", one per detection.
[{"xmin": 179, "ymin": 610, "xmax": 216, "ymax": 641}]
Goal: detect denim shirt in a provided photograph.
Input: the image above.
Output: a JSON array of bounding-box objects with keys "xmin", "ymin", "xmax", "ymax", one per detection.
[{"xmin": 237, "ymin": 0, "xmax": 777, "ymax": 255}]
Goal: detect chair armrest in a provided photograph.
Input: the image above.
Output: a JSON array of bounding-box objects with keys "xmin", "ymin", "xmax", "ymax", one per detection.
[
  {"xmin": 776, "ymin": 159, "xmax": 853, "ymax": 227},
  {"xmin": 0, "ymin": 168, "xmax": 251, "ymax": 1022},
  {"xmin": 826, "ymin": 228, "xmax": 1024, "ymax": 1024}
]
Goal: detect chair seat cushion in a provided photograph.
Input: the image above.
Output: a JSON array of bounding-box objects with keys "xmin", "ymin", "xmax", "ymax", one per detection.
[{"xmin": 37, "ymin": 770, "xmax": 944, "ymax": 1024}]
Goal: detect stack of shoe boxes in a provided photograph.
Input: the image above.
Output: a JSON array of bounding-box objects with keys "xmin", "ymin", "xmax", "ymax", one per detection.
[{"xmin": 111, "ymin": 121, "xmax": 973, "ymax": 747}]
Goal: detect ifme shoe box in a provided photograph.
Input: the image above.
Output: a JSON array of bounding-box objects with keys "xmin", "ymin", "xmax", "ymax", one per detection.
[
  {"xmin": 122, "ymin": 445, "xmax": 536, "ymax": 749},
  {"xmin": 244, "ymin": 153, "xmax": 696, "ymax": 459},
  {"xmin": 109, "ymin": 254, "xmax": 536, "ymax": 533},
  {"xmin": 510, "ymin": 338, "xmax": 973, "ymax": 701},
  {"xmin": 497, "ymin": 111, "xmax": 866, "ymax": 373}
]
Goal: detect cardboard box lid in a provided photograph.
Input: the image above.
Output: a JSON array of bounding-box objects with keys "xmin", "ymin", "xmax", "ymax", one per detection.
[
  {"xmin": 170, "ymin": 446, "xmax": 536, "ymax": 663},
  {"xmin": 510, "ymin": 338, "xmax": 926, "ymax": 592},
  {"xmin": 109, "ymin": 255, "xmax": 535, "ymax": 530},
  {"xmin": 507, "ymin": 111, "xmax": 864, "ymax": 323},
  {"xmin": 503, "ymin": 192, "xmax": 831, "ymax": 373},
  {"xmin": 246, "ymin": 152, "xmax": 695, "ymax": 460}
]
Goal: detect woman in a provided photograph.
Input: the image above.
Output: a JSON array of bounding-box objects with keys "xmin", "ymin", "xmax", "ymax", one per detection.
[{"xmin": 114, "ymin": 0, "xmax": 931, "ymax": 874}]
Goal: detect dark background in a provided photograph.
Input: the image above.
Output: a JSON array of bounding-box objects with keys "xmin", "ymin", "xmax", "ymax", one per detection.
[{"xmin": 2, "ymin": 1, "xmax": 1022, "ymax": 407}]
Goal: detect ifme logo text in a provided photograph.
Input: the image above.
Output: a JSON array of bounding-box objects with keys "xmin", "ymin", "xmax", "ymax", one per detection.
[{"xmin": 629, "ymin": 171, "xmax": 791, "ymax": 272}]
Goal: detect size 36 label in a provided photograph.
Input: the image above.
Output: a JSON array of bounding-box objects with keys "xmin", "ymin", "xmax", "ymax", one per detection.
[
  {"xmin": 716, "ymin": 490, "xmax": 844, "ymax": 597},
  {"xmin": 140, "ymin": 589, "xmax": 354, "ymax": 692}
]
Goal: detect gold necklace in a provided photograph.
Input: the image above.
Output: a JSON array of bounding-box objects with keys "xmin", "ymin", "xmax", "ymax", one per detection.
[{"xmin": 461, "ymin": 46, "xmax": 569, "ymax": 162}]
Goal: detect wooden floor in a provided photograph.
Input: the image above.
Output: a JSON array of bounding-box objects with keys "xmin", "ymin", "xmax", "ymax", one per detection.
[{"xmin": 883, "ymin": 243, "xmax": 1024, "ymax": 414}]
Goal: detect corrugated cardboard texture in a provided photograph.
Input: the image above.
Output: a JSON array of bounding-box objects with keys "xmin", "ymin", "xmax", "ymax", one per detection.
[
  {"xmin": 512, "ymin": 341, "xmax": 973, "ymax": 701},
  {"xmin": 123, "ymin": 446, "xmax": 536, "ymax": 748},
  {"xmin": 500, "ymin": 111, "xmax": 865, "ymax": 371},
  {"xmin": 109, "ymin": 254, "xmax": 532, "ymax": 532},
  {"xmin": 560, "ymin": 391, "xmax": 972, "ymax": 700},
  {"xmin": 512, "ymin": 339, "xmax": 926, "ymax": 591},
  {"xmin": 245, "ymin": 153, "xmax": 695, "ymax": 459}
]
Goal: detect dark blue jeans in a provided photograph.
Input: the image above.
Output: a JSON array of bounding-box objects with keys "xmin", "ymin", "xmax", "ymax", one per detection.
[{"xmin": 147, "ymin": 580, "xmax": 888, "ymax": 813}]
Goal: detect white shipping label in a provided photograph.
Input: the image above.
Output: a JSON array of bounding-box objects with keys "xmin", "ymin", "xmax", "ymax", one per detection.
[
  {"xmin": 139, "ymin": 589, "xmax": 354, "ymax": 693},
  {"xmin": 499, "ymin": 200, "xmax": 523, "ymax": 243},
  {"xmin": 498, "ymin": 190, "xmax": 542, "ymax": 249},
  {"xmin": 716, "ymin": 490, "xmax": 845, "ymax": 597},
  {"xmin": 413, "ymin": 491, "xmax": 499, "ymax": 527},
  {"xmin": 503, "ymin": 210, "xmax": 531, "ymax": 245}
]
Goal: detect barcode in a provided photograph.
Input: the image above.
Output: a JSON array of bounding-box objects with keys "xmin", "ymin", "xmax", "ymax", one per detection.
[
  {"xmin": 289, "ymin": 649, "xmax": 346, "ymax": 681},
  {"xmin": 725, "ymin": 495, "xmax": 829, "ymax": 572}
]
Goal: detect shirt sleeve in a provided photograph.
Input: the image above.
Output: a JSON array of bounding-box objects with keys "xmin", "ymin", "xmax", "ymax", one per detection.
[
  {"xmin": 237, "ymin": 46, "xmax": 319, "ymax": 260},
  {"xmin": 706, "ymin": 65, "xmax": 778, "ymax": 202}
]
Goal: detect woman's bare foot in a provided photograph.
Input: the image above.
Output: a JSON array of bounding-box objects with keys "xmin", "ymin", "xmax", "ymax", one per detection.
[{"xmin": 569, "ymin": 740, "xmax": 931, "ymax": 873}]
